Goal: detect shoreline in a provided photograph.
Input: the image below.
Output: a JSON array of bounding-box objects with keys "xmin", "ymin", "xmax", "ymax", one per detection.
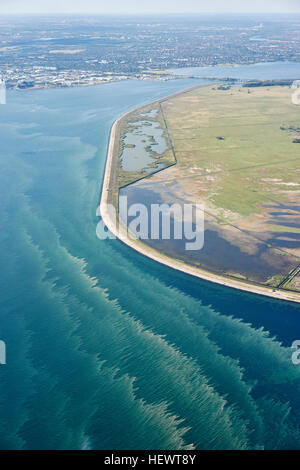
[{"xmin": 99, "ymin": 85, "xmax": 300, "ymax": 305}]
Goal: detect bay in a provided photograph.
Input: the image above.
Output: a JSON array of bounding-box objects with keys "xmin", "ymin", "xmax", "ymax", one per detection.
[{"xmin": 0, "ymin": 71, "xmax": 300, "ymax": 450}]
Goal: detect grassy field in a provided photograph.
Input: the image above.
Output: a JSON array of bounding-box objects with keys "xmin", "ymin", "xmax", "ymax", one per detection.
[{"xmin": 161, "ymin": 85, "xmax": 300, "ymax": 217}]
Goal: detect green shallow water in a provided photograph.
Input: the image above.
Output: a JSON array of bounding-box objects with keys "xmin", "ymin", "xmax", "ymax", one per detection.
[{"xmin": 0, "ymin": 78, "xmax": 300, "ymax": 450}]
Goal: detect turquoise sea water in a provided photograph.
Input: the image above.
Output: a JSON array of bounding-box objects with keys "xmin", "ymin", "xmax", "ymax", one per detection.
[{"xmin": 0, "ymin": 73, "xmax": 300, "ymax": 450}]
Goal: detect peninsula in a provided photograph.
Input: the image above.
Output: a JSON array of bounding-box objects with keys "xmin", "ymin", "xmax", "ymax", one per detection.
[{"xmin": 100, "ymin": 84, "xmax": 300, "ymax": 303}]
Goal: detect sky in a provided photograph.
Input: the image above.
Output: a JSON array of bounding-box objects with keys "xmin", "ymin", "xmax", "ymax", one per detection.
[{"xmin": 1, "ymin": 0, "xmax": 300, "ymax": 15}]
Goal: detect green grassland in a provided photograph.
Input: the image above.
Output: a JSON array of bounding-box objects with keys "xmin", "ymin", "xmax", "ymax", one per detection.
[{"xmin": 162, "ymin": 85, "xmax": 300, "ymax": 217}]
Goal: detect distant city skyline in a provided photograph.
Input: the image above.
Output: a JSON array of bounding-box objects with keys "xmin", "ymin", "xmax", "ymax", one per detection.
[{"xmin": 1, "ymin": 0, "xmax": 300, "ymax": 15}]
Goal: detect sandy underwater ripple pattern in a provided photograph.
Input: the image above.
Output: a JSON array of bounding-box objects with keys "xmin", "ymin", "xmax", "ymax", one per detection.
[{"xmin": 0, "ymin": 80, "xmax": 300, "ymax": 450}]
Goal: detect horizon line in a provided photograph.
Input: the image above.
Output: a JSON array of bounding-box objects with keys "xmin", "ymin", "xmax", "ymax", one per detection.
[{"xmin": 1, "ymin": 11, "xmax": 300, "ymax": 16}]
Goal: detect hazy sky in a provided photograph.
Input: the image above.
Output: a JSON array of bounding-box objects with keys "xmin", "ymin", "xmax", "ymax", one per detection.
[{"xmin": 1, "ymin": 0, "xmax": 300, "ymax": 15}]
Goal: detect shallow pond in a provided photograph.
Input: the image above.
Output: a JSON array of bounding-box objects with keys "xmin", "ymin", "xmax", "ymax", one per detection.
[{"xmin": 121, "ymin": 119, "xmax": 168, "ymax": 172}]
